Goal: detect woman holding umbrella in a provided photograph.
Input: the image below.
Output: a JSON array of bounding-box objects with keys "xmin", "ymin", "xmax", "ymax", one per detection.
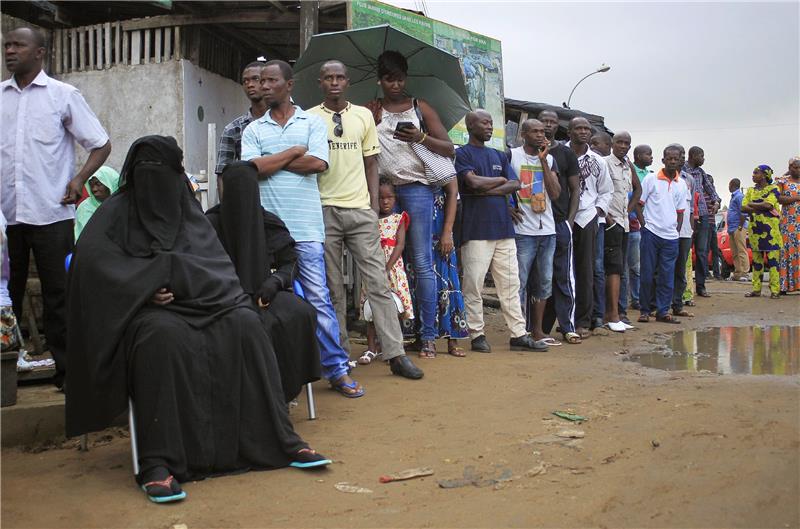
[{"xmin": 367, "ymin": 50, "xmax": 466, "ymax": 359}]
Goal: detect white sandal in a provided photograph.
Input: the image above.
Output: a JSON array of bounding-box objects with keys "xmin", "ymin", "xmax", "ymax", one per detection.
[{"xmin": 358, "ymin": 350, "xmax": 379, "ymax": 365}]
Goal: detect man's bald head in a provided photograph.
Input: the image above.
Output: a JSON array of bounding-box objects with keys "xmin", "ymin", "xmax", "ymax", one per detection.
[
  {"xmin": 520, "ymin": 118, "xmax": 543, "ymax": 134},
  {"xmin": 633, "ymin": 144, "xmax": 653, "ymax": 168},
  {"xmin": 4, "ymin": 27, "xmax": 47, "ymax": 76},
  {"xmin": 466, "ymin": 109, "xmax": 493, "ymax": 143},
  {"xmin": 590, "ymin": 131, "xmax": 612, "ymax": 157},
  {"xmin": 611, "ymin": 131, "xmax": 632, "ymax": 159},
  {"xmin": 568, "ymin": 117, "xmax": 592, "ymax": 146},
  {"xmin": 10, "ymin": 27, "xmax": 45, "ymax": 49}
]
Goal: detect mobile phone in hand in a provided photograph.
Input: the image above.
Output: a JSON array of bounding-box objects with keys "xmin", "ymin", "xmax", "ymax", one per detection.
[{"xmin": 395, "ymin": 121, "xmax": 414, "ymax": 132}]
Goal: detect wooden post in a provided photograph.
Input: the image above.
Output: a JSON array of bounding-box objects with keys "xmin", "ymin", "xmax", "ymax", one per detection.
[
  {"xmin": 114, "ymin": 22, "xmax": 121, "ymax": 65},
  {"xmin": 104, "ymin": 22, "xmax": 111, "ymax": 67},
  {"xmin": 78, "ymin": 28, "xmax": 86, "ymax": 70},
  {"xmin": 154, "ymin": 27, "xmax": 162, "ymax": 63},
  {"xmin": 87, "ymin": 26, "xmax": 95, "ymax": 70},
  {"xmin": 131, "ymin": 30, "xmax": 141, "ymax": 65},
  {"xmin": 95, "ymin": 25, "xmax": 102, "ymax": 69},
  {"xmin": 207, "ymin": 123, "xmax": 218, "ymax": 207},
  {"xmin": 174, "ymin": 26, "xmax": 181, "ymax": 59},
  {"xmin": 70, "ymin": 28, "xmax": 77, "ymax": 71},
  {"xmin": 54, "ymin": 29, "xmax": 62, "ymax": 74},
  {"xmin": 144, "ymin": 29, "xmax": 151, "ymax": 63},
  {"xmin": 62, "ymin": 30, "xmax": 68, "ymax": 72},
  {"xmin": 164, "ymin": 27, "xmax": 172, "ymax": 60},
  {"xmin": 122, "ymin": 29, "xmax": 129, "ymax": 65},
  {"xmin": 299, "ymin": 1, "xmax": 319, "ymax": 54}
]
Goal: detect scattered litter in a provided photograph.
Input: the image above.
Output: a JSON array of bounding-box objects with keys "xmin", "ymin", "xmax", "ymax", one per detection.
[
  {"xmin": 651, "ymin": 440, "xmax": 661, "ymax": 449},
  {"xmin": 555, "ymin": 429, "xmax": 585, "ymax": 439},
  {"xmin": 614, "ymin": 349, "xmax": 630, "ymax": 356},
  {"xmin": 172, "ymin": 525, "xmax": 188, "ymax": 529},
  {"xmin": 438, "ymin": 465, "xmax": 516, "ymax": 489},
  {"xmin": 379, "ymin": 467, "xmax": 434, "ymax": 483},
  {"xmin": 334, "ymin": 482, "xmax": 373, "ymax": 494},
  {"xmin": 525, "ymin": 462, "xmax": 547, "ymax": 477},
  {"xmin": 552, "ymin": 411, "xmax": 586, "ymax": 422}
]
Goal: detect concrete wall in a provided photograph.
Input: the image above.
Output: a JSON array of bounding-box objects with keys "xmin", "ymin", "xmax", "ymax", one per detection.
[
  {"xmin": 181, "ymin": 59, "xmax": 248, "ymax": 176},
  {"xmin": 62, "ymin": 61, "xmax": 184, "ymax": 172}
]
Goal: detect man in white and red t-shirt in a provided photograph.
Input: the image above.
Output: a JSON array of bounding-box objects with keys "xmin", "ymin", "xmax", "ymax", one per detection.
[{"xmin": 636, "ymin": 145, "xmax": 687, "ymax": 324}]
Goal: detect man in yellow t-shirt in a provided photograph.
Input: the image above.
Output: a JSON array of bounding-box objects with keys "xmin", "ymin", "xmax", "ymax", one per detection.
[{"xmin": 308, "ymin": 60, "xmax": 422, "ymax": 380}]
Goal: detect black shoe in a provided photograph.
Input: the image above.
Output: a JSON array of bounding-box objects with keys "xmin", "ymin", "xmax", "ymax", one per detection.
[
  {"xmin": 697, "ymin": 290, "xmax": 711, "ymax": 298},
  {"xmin": 52, "ymin": 372, "xmax": 65, "ymax": 393},
  {"xmin": 590, "ymin": 317, "xmax": 604, "ymax": 330},
  {"xmin": 470, "ymin": 335, "xmax": 492, "ymax": 353},
  {"xmin": 389, "ymin": 355, "xmax": 423, "ymax": 379},
  {"xmin": 509, "ymin": 334, "xmax": 548, "ymax": 352}
]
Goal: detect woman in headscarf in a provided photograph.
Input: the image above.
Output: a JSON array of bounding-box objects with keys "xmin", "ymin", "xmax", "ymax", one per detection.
[
  {"xmin": 206, "ymin": 161, "xmax": 320, "ymax": 402},
  {"xmin": 74, "ymin": 166, "xmax": 120, "ymax": 240},
  {"xmin": 776, "ymin": 157, "xmax": 800, "ymax": 293},
  {"xmin": 65, "ymin": 136, "xmax": 329, "ymax": 504},
  {"xmin": 742, "ymin": 164, "xmax": 783, "ymax": 298}
]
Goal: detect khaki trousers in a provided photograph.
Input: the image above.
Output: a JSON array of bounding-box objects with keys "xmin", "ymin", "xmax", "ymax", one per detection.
[
  {"xmin": 730, "ymin": 228, "xmax": 750, "ymax": 279},
  {"xmin": 461, "ymin": 238, "xmax": 527, "ymax": 340},
  {"xmin": 323, "ymin": 206, "xmax": 405, "ymax": 360}
]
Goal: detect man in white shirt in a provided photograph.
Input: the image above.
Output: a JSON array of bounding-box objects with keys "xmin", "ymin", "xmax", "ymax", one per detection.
[
  {"xmin": 2, "ymin": 27, "xmax": 110, "ymax": 387},
  {"xmin": 636, "ymin": 145, "xmax": 687, "ymax": 324},
  {"xmin": 566, "ymin": 117, "xmax": 613, "ymax": 338},
  {"xmin": 510, "ymin": 119, "xmax": 561, "ymax": 347}
]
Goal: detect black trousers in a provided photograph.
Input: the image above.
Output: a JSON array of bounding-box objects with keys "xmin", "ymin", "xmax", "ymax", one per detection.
[
  {"xmin": 572, "ymin": 217, "xmax": 597, "ymax": 329},
  {"xmin": 672, "ymin": 237, "xmax": 693, "ymax": 311},
  {"xmin": 7, "ymin": 220, "xmax": 73, "ymax": 374}
]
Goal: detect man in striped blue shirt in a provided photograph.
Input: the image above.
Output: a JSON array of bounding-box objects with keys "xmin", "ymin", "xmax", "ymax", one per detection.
[{"xmin": 242, "ymin": 60, "xmax": 365, "ymax": 398}]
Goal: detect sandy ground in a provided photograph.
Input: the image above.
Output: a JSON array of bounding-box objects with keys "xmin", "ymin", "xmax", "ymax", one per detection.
[{"xmin": 2, "ymin": 280, "xmax": 799, "ymax": 529}]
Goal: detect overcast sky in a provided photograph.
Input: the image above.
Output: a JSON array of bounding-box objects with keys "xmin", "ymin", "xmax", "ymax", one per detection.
[{"xmin": 387, "ymin": 0, "xmax": 799, "ymax": 205}]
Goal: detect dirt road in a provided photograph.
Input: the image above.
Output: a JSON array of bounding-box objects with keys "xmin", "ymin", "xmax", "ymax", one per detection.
[{"xmin": 2, "ymin": 281, "xmax": 798, "ymax": 528}]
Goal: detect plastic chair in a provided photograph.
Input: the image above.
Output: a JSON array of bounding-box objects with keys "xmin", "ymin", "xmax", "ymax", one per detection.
[{"xmin": 292, "ymin": 280, "xmax": 316, "ymax": 420}]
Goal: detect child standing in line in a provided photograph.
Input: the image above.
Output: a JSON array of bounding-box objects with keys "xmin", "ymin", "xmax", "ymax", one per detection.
[
  {"xmin": 359, "ymin": 179, "xmax": 414, "ymax": 364},
  {"xmin": 74, "ymin": 166, "xmax": 120, "ymax": 241}
]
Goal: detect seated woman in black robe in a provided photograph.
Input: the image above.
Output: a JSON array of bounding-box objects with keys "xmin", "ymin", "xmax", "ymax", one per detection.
[
  {"xmin": 65, "ymin": 136, "xmax": 329, "ymax": 504},
  {"xmin": 206, "ymin": 162, "xmax": 320, "ymax": 403}
]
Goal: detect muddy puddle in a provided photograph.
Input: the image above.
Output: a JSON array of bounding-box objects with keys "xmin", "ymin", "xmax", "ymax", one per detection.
[{"xmin": 627, "ymin": 326, "xmax": 800, "ymax": 375}]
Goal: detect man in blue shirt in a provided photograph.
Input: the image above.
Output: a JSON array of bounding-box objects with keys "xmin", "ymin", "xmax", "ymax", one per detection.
[
  {"xmin": 727, "ymin": 178, "xmax": 749, "ymax": 281},
  {"xmin": 455, "ymin": 110, "xmax": 547, "ymax": 353},
  {"xmin": 241, "ymin": 60, "xmax": 370, "ymax": 397}
]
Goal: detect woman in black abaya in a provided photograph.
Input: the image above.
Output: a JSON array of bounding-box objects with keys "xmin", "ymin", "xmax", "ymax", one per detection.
[
  {"xmin": 206, "ymin": 162, "xmax": 320, "ymax": 403},
  {"xmin": 65, "ymin": 136, "xmax": 329, "ymax": 504}
]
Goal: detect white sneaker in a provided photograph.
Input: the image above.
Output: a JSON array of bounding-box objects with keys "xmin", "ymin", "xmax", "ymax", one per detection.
[
  {"xmin": 606, "ymin": 321, "xmax": 627, "ymax": 333},
  {"xmin": 622, "ymin": 322, "xmax": 635, "ymax": 330},
  {"xmin": 16, "ymin": 356, "xmax": 34, "ymax": 372}
]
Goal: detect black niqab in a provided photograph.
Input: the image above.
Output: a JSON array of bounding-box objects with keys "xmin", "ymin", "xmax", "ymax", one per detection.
[{"xmin": 66, "ymin": 136, "xmax": 252, "ymax": 437}]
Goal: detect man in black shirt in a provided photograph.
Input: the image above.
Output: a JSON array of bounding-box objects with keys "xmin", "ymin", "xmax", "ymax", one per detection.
[{"xmin": 535, "ymin": 110, "xmax": 582, "ymax": 344}]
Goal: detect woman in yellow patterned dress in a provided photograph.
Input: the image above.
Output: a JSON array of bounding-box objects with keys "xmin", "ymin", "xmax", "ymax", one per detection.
[{"xmin": 742, "ymin": 165, "xmax": 783, "ymax": 298}]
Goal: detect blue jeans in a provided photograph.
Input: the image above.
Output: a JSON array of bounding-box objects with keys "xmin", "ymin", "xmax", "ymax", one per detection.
[
  {"xmin": 295, "ymin": 242, "xmax": 349, "ymax": 381},
  {"xmin": 624, "ymin": 230, "xmax": 641, "ymax": 308},
  {"xmin": 592, "ymin": 223, "xmax": 606, "ymax": 322},
  {"xmin": 516, "ymin": 234, "xmax": 556, "ymax": 308},
  {"xmin": 395, "ymin": 183, "xmax": 436, "ymax": 341},
  {"xmin": 639, "ymin": 228, "xmax": 679, "ymax": 317},
  {"xmin": 694, "ymin": 215, "xmax": 711, "ymax": 292}
]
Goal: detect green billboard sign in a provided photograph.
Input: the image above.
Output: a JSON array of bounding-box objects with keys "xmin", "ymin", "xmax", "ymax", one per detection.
[{"xmin": 349, "ymin": 0, "xmax": 505, "ymax": 148}]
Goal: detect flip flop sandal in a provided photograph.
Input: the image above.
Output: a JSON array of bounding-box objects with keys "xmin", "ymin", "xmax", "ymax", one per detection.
[
  {"xmin": 141, "ymin": 475, "xmax": 187, "ymax": 504},
  {"xmin": 638, "ymin": 315, "xmax": 650, "ymax": 323},
  {"xmin": 290, "ymin": 448, "xmax": 332, "ymax": 469},
  {"xmin": 655, "ymin": 314, "xmax": 681, "ymax": 324},
  {"xmin": 539, "ymin": 337, "xmax": 562, "ymax": 346},
  {"xmin": 419, "ymin": 341, "xmax": 436, "ymax": 359},
  {"xmin": 744, "ymin": 291, "xmax": 761, "ymax": 297},
  {"xmin": 563, "ymin": 332, "xmax": 581, "ymax": 344},
  {"xmin": 770, "ymin": 293, "xmax": 781, "ymax": 299},
  {"xmin": 685, "ymin": 300, "xmax": 696, "ymax": 307},
  {"xmin": 576, "ymin": 328, "xmax": 591, "ymax": 339},
  {"xmin": 672, "ymin": 310, "xmax": 694, "ymax": 317},
  {"xmin": 329, "ymin": 376, "xmax": 365, "ymax": 398},
  {"xmin": 447, "ymin": 345, "xmax": 466, "ymax": 357},
  {"xmin": 358, "ymin": 350, "xmax": 378, "ymax": 365}
]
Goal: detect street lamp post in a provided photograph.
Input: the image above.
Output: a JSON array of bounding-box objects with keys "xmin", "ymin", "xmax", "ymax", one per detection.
[{"xmin": 562, "ymin": 64, "xmax": 611, "ymax": 109}]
